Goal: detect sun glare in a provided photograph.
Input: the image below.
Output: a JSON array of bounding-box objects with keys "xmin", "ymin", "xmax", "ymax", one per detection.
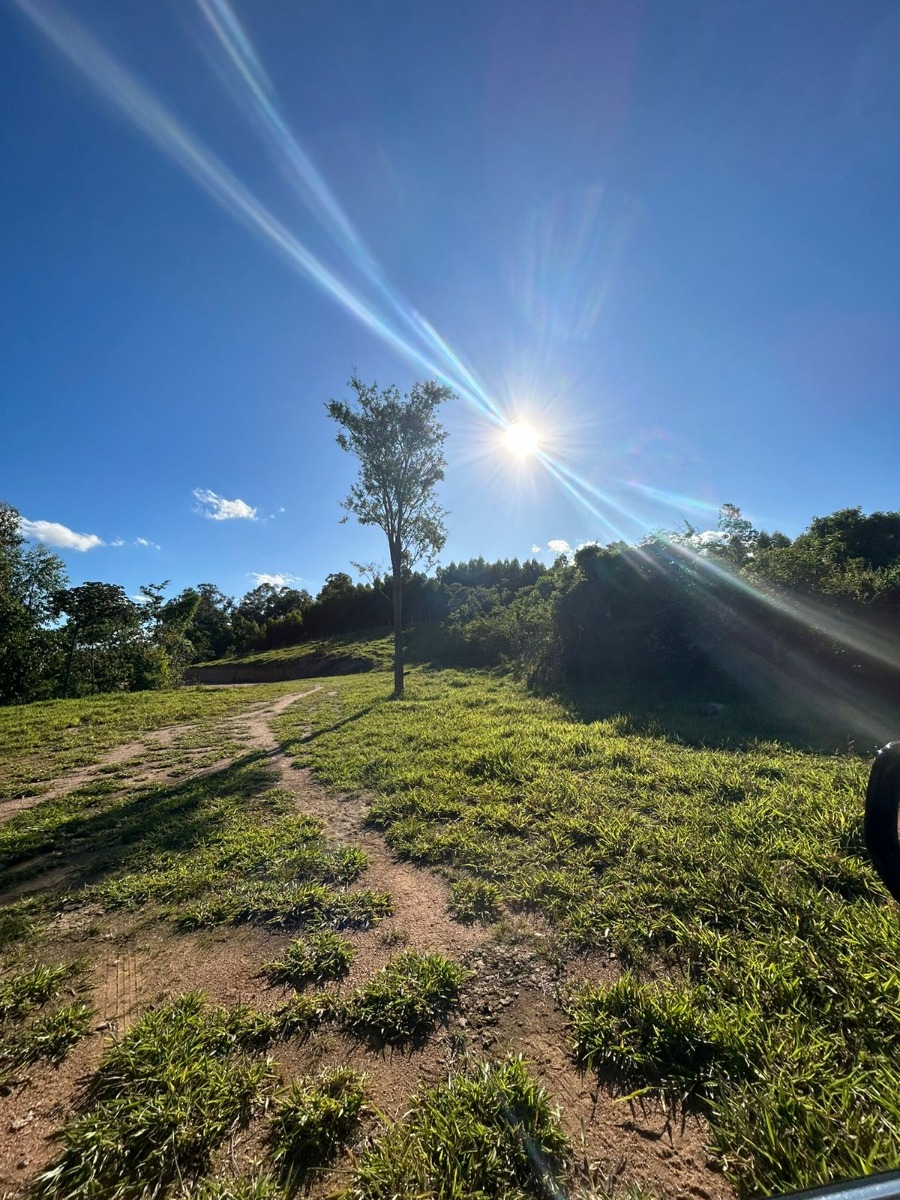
[{"xmin": 504, "ymin": 421, "xmax": 540, "ymax": 458}]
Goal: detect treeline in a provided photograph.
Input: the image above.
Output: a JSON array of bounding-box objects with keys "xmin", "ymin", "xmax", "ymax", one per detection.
[
  {"xmin": 449, "ymin": 504, "xmax": 900, "ymax": 740},
  {"xmin": 5, "ymin": 496, "xmax": 900, "ymax": 739},
  {"xmin": 0, "ymin": 500, "xmax": 545, "ymax": 702}
]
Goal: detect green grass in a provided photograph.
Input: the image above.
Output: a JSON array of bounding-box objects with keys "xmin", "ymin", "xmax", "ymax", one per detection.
[
  {"xmin": 34, "ymin": 993, "xmax": 276, "ymax": 1200},
  {"xmin": 0, "ymin": 755, "xmax": 391, "ymax": 933},
  {"xmin": 194, "ymin": 631, "xmax": 396, "ymax": 671},
  {"xmin": 341, "ymin": 1055, "xmax": 568, "ymax": 1200},
  {"xmin": 273, "ymin": 991, "xmax": 345, "ymax": 1038},
  {"xmin": 0, "ymin": 681, "xmax": 303, "ymax": 804},
  {"xmin": 0, "ymin": 962, "xmax": 79, "ymax": 1019},
  {"xmin": 341, "ymin": 949, "xmax": 467, "ymax": 1043},
  {"xmin": 0, "ymin": 961, "xmax": 92, "ymax": 1089},
  {"xmin": 276, "ymin": 665, "xmax": 897, "ymax": 1196},
  {"xmin": 261, "ymin": 931, "xmax": 356, "ymax": 989},
  {"xmin": 189, "ymin": 1173, "xmax": 284, "ymax": 1200},
  {"xmin": 269, "ymin": 950, "xmax": 467, "ymax": 1045},
  {"xmin": 270, "ymin": 1067, "xmax": 368, "ymax": 1185},
  {"xmin": 448, "ymin": 877, "xmax": 503, "ymax": 924}
]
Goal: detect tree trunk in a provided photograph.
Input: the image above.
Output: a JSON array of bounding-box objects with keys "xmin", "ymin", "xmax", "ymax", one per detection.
[
  {"xmin": 391, "ymin": 546, "xmax": 404, "ymax": 697},
  {"xmin": 61, "ymin": 627, "xmax": 77, "ymax": 699}
]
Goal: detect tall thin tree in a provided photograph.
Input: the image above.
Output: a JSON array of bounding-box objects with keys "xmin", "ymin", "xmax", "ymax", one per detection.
[{"xmin": 327, "ymin": 374, "xmax": 454, "ymax": 697}]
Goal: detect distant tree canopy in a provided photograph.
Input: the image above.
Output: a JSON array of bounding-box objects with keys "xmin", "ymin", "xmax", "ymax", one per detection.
[
  {"xmin": 4, "ymin": 494, "xmax": 900, "ymax": 734},
  {"xmin": 0, "ymin": 502, "xmax": 67, "ymax": 704}
]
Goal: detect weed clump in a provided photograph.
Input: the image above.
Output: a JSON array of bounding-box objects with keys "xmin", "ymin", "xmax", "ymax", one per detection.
[
  {"xmin": 262, "ymin": 931, "xmax": 356, "ymax": 988},
  {"xmin": 274, "ymin": 991, "xmax": 344, "ymax": 1038},
  {"xmin": 0, "ymin": 962, "xmax": 92, "ymax": 1088},
  {"xmin": 343, "ymin": 950, "xmax": 467, "ymax": 1043},
  {"xmin": 33, "ymin": 993, "xmax": 275, "ymax": 1200},
  {"xmin": 343, "ymin": 1056, "xmax": 567, "ymax": 1199},
  {"xmin": 270, "ymin": 1067, "xmax": 367, "ymax": 1185},
  {"xmin": 190, "ymin": 1174, "xmax": 282, "ymax": 1200},
  {"xmin": 0, "ymin": 962, "xmax": 79, "ymax": 1020},
  {"xmin": 568, "ymin": 973, "xmax": 742, "ymax": 1100},
  {"xmin": 448, "ymin": 878, "xmax": 502, "ymax": 924}
]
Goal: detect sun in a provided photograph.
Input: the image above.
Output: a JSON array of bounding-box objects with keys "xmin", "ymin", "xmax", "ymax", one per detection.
[{"xmin": 503, "ymin": 421, "xmax": 540, "ymax": 458}]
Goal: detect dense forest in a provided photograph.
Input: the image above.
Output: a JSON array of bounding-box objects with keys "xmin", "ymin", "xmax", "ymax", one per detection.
[{"xmin": 3, "ymin": 499, "xmax": 900, "ymax": 738}]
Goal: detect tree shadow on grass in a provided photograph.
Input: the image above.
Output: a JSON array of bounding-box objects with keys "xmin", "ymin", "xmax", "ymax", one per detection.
[
  {"xmin": 281, "ymin": 702, "xmax": 383, "ymax": 753},
  {"xmin": 547, "ymin": 684, "xmax": 866, "ymax": 754},
  {"xmin": 0, "ymin": 753, "xmax": 278, "ymax": 904}
]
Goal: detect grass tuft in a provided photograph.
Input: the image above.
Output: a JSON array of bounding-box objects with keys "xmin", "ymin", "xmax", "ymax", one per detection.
[
  {"xmin": 33, "ymin": 993, "xmax": 276, "ymax": 1200},
  {"xmin": 261, "ymin": 931, "xmax": 356, "ymax": 989},
  {"xmin": 189, "ymin": 1173, "xmax": 284, "ymax": 1200},
  {"xmin": 342, "ymin": 1055, "xmax": 568, "ymax": 1200},
  {"xmin": 448, "ymin": 878, "xmax": 503, "ymax": 924},
  {"xmin": 342, "ymin": 950, "xmax": 467, "ymax": 1043},
  {"xmin": 270, "ymin": 1067, "xmax": 367, "ymax": 1185}
]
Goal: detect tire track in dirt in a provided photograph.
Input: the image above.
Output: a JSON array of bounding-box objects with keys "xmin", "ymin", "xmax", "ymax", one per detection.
[{"xmin": 0, "ymin": 689, "xmax": 322, "ymax": 827}]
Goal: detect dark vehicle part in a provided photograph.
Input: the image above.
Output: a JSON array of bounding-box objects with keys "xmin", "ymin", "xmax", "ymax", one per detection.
[{"xmin": 864, "ymin": 741, "xmax": 900, "ymax": 905}]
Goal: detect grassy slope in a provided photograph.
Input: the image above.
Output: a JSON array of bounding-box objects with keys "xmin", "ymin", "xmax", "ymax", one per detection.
[
  {"xmin": 276, "ymin": 665, "xmax": 900, "ymax": 1196},
  {"xmin": 191, "ymin": 632, "xmax": 396, "ymax": 670},
  {"xmin": 2, "ymin": 656, "xmax": 898, "ymax": 1196}
]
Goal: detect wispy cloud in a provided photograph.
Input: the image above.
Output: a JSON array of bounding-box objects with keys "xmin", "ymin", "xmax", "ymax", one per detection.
[
  {"xmin": 531, "ymin": 544, "xmax": 542, "ymax": 554},
  {"xmin": 19, "ymin": 517, "xmax": 103, "ymax": 552},
  {"xmin": 135, "ymin": 536, "xmax": 161, "ymax": 549},
  {"xmin": 249, "ymin": 572, "xmax": 301, "ymax": 589},
  {"xmin": 548, "ymin": 538, "xmax": 571, "ymax": 554},
  {"xmin": 193, "ymin": 488, "xmax": 257, "ymax": 521}
]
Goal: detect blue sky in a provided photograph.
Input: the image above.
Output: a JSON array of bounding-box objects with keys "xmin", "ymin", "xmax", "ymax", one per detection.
[{"xmin": 3, "ymin": 0, "xmax": 900, "ymax": 602}]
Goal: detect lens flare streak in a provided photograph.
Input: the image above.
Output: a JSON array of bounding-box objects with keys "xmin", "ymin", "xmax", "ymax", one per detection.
[{"xmin": 8, "ymin": 0, "xmax": 495, "ymax": 415}]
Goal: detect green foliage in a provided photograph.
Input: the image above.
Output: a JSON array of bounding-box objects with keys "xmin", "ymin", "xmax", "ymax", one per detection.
[
  {"xmin": 0, "ymin": 962, "xmax": 78, "ymax": 1020},
  {"xmin": 270, "ymin": 1067, "xmax": 367, "ymax": 1184},
  {"xmin": 273, "ymin": 991, "xmax": 345, "ymax": 1038},
  {"xmin": 327, "ymin": 373, "xmax": 454, "ymax": 695},
  {"xmin": 0, "ymin": 961, "xmax": 92, "ymax": 1088},
  {"xmin": 34, "ymin": 993, "xmax": 276, "ymax": 1200},
  {"xmin": 261, "ymin": 931, "xmax": 356, "ymax": 988},
  {"xmin": 448, "ymin": 878, "xmax": 503, "ymax": 924},
  {"xmin": 568, "ymin": 973, "xmax": 743, "ymax": 1099},
  {"xmin": 342, "ymin": 950, "xmax": 467, "ymax": 1042},
  {"xmin": 189, "ymin": 1173, "xmax": 283, "ymax": 1200},
  {"xmin": 0, "ymin": 678, "xmax": 302, "ymax": 804},
  {"xmin": 0, "ymin": 502, "xmax": 68, "ymax": 705},
  {"xmin": 342, "ymin": 1056, "xmax": 568, "ymax": 1200},
  {"xmin": 9, "ymin": 1002, "xmax": 94, "ymax": 1068}
]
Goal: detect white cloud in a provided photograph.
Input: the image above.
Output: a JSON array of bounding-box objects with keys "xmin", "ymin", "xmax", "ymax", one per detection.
[
  {"xmin": 193, "ymin": 488, "xmax": 257, "ymax": 521},
  {"xmin": 135, "ymin": 537, "xmax": 161, "ymax": 550},
  {"xmin": 548, "ymin": 538, "xmax": 571, "ymax": 554},
  {"xmin": 19, "ymin": 518, "xmax": 103, "ymax": 552},
  {"xmin": 531, "ymin": 544, "xmax": 542, "ymax": 553},
  {"xmin": 695, "ymin": 530, "xmax": 728, "ymax": 546},
  {"xmin": 110, "ymin": 537, "xmax": 126, "ymax": 548},
  {"xmin": 249, "ymin": 572, "xmax": 301, "ymax": 589}
]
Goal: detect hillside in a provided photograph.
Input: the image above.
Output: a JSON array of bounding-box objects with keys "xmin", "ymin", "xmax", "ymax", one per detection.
[{"xmin": 0, "ymin": 652, "xmax": 893, "ymax": 1199}]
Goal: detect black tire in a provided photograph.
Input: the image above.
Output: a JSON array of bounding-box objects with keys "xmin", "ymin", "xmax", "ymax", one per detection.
[{"xmin": 864, "ymin": 741, "xmax": 900, "ymax": 904}]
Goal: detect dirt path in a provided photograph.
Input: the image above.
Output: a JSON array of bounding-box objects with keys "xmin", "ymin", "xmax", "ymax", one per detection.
[
  {"xmin": 0, "ymin": 689, "xmax": 321, "ymax": 826},
  {"xmin": 0, "ymin": 688, "xmax": 731, "ymax": 1200}
]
